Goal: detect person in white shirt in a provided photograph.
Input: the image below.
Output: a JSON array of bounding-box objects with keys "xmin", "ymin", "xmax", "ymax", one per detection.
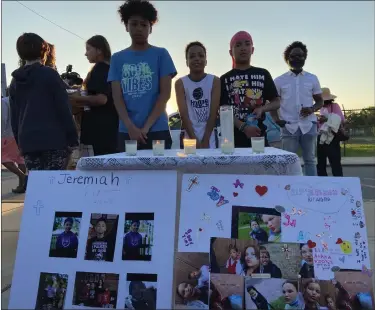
[
  {"xmin": 175, "ymin": 41, "xmax": 220, "ymax": 149},
  {"xmin": 273, "ymin": 41, "xmax": 323, "ymax": 176}
]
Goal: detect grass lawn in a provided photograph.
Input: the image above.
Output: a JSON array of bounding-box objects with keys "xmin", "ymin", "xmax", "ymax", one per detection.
[
  {"xmin": 296, "ymin": 143, "xmax": 375, "ymax": 157},
  {"xmin": 341, "ymin": 143, "xmax": 375, "ymax": 157}
]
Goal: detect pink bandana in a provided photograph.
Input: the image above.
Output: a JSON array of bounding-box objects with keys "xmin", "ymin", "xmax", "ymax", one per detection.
[{"xmin": 230, "ymin": 31, "xmax": 253, "ymax": 68}]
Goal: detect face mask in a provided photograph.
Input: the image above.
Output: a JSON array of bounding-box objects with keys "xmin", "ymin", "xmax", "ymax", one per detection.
[{"xmin": 289, "ymin": 59, "xmax": 305, "ymax": 69}]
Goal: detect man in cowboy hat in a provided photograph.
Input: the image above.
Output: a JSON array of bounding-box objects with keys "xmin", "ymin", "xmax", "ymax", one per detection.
[{"xmin": 273, "ymin": 41, "xmax": 324, "ymax": 176}]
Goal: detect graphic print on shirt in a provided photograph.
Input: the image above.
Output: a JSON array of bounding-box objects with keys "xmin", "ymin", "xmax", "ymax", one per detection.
[
  {"xmin": 191, "ymin": 87, "xmax": 209, "ymax": 123},
  {"xmin": 121, "ymin": 62, "xmax": 154, "ymax": 99},
  {"xmin": 61, "ymin": 235, "xmax": 71, "ymax": 248},
  {"xmin": 91, "ymin": 240, "xmax": 108, "ymax": 261},
  {"xmin": 223, "ymin": 74, "xmax": 265, "ymax": 121}
]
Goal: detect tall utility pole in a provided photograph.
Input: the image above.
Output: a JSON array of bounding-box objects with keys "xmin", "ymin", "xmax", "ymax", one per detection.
[{"xmin": 1, "ymin": 63, "xmax": 7, "ymax": 97}]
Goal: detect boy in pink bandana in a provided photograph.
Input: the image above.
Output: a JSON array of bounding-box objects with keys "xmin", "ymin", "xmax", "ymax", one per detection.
[{"xmin": 220, "ymin": 31, "xmax": 280, "ymax": 148}]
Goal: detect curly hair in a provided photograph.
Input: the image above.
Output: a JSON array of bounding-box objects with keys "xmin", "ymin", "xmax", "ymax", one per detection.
[
  {"xmin": 118, "ymin": 0, "xmax": 158, "ymax": 25},
  {"xmin": 45, "ymin": 43, "xmax": 56, "ymax": 69},
  {"xmin": 185, "ymin": 41, "xmax": 206, "ymax": 59},
  {"xmin": 283, "ymin": 41, "xmax": 308, "ymax": 63},
  {"xmin": 18, "ymin": 42, "xmax": 56, "ymax": 69}
]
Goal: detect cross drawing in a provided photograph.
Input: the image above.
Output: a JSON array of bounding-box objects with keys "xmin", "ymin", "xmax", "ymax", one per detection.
[{"xmin": 34, "ymin": 200, "xmax": 44, "ymax": 216}]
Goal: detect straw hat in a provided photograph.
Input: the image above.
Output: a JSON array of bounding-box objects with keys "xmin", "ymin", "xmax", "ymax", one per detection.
[{"xmin": 321, "ymin": 87, "xmax": 337, "ymax": 101}]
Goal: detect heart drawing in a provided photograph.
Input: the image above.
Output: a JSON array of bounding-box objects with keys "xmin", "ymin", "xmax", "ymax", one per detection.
[
  {"xmin": 233, "ymin": 192, "xmax": 238, "ymax": 197},
  {"xmin": 336, "ymin": 238, "xmax": 343, "ymax": 245},
  {"xmin": 307, "ymin": 240, "xmax": 317, "ymax": 249},
  {"xmin": 255, "ymin": 185, "xmax": 268, "ymax": 197}
]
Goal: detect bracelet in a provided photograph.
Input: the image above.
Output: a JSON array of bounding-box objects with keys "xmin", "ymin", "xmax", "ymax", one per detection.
[{"xmin": 239, "ymin": 122, "xmax": 247, "ymax": 132}]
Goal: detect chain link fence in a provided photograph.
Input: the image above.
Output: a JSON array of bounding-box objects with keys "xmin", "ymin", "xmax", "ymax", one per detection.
[{"xmin": 341, "ymin": 107, "xmax": 375, "ymax": 156}]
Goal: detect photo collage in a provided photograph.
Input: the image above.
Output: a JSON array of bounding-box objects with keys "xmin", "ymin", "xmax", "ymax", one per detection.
[
  {"xmin": 35, "ymin": 211, "xmax": 157, "ymax": 309},
  {"xmin": 174, "ymin": 205, "xmax": 374, "ymax": 309}
]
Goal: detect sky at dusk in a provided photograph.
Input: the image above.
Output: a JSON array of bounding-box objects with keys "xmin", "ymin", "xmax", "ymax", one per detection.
[{"xmin": 2, "ymin": 1, "xmax": 374, "ymax": 113}]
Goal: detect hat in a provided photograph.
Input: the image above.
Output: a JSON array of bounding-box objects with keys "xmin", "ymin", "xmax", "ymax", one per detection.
[
  {"xmin": 321, "ymin": 87, "xmax": 337, "ymax": 101},
  {"xmin": 229, "ymin": 31, "xmax": 253, "ymax": 69}
]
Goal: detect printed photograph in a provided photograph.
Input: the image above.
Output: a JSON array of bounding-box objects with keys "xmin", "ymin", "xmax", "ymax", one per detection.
[
  {"xmin": 299, "ymin": 278, "xmax": 336, "ymax": 309},
  {"xmin": 35, "ymin": 272, "xmax": 68, "ymax": 310},
  {"xmin": 231, "ymin": 206, "xmax": 282, "ymax": 243},
  {"xmin": 85, "ymin": 213, "xmax": 119, "ymax": 262},
  {"xmin": 72, "ymin": 272, "xmax": 119, "ymax": 308},
  {"xmin": 174, "ymin": 252, "xmax": 210, "ymax": 309},
  {"xmin": 122, "ymin": 213, "xmax": 154, "ymax": 261},
  {"xmin": 210, "ymin": 238, "xmax": 300, "ymax": 279},
  {"xmin": 124, "ymin": 273, "xmax": 157, "ymax": 310},
  {"xmin": 210, "ymin": 273, "xmax": 244, "ymax": 309},
  {"xmin": 299, "ymin": 243, "xmax": 315, "ymax": 278},
  {"xmin": 333, "ymin": 269, "xmax": 374, "ymax": 309},
  {"xmin": 49, "ymin": 211, "xmax": 82, "ymax": 258},
  {"xmin": 245, "ymin": 278, "xmax": 302, "ymax": 310}
]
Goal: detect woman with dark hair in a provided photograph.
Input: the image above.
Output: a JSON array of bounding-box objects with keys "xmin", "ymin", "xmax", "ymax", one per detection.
[
  {"xmin": 259, "ymin": 250, "xmax": 282, "ymax": 278},
  {"xmin": 10, "ymin": 33, "xmax": 78, "ymax": 171},
  {"xmin": 240, "ymin": 245, "xmax": 261, "ymax": 276},
  {"xmin": 70, "ymin": 35, "xmax": 118, "ymax": 156}
]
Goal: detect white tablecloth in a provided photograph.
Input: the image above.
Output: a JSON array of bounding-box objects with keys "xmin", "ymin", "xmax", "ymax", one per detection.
[{"xmin": 77, "ymin": 147, "xmax": 303, "ymax": 176}]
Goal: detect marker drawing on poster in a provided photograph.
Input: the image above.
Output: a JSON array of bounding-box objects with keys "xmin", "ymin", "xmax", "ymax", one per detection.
[
  {"xmin": 178, "ymin": 174, "xmax": 372, "ymax": 282},
  {"xmin": 8, "ymin": 170, "xmax": 177, "ymax": 309}
]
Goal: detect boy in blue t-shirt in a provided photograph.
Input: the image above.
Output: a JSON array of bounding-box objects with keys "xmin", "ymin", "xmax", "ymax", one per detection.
[{"xmin": 108, "ymin": 0, "xmax": 177, "ymax": 151}]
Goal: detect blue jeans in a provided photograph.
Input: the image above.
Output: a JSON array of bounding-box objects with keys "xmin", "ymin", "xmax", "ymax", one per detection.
[{"xmin": 281, "ymin": 123, "xmax": 317, "ymax": 176}]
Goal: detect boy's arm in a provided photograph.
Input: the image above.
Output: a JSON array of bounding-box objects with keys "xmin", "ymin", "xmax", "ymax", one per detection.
[
  {"xmin": 142, "ymin": 48, "xmax": 177, "ymax": 136},
  {"xmin": 202, "ymin": 76, "xmax": 220, "ymax": 147},
  {"xmin": 108, "ymin": 54, "xmax": 146, "ymax": 143},
  {"xmin": 142, "ymin": 75, "xmax": 172, "ymax": 136},
  {"xmin": 175, "ymin": 78, "xmax": 197, "ymax": 141}
]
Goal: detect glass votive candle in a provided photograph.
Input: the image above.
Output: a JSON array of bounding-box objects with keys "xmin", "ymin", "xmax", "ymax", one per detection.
[
  {"xmin": 152, "ymin": 140, "xmax": 165, "ymax": 156},
  {"xmin": 221, "ymin": 138, "xmax": 234, "ymax": 155},
  {"xmin": 183, "ymin": 139, "xmax": 197, "ymax": 155},
  {"xmin": 125, "ymin": 140, "xmax": 137, "ymax": 156},
  {"xmin": 251, "ymin": 137, "xmax": 265, "ymax": 154}
]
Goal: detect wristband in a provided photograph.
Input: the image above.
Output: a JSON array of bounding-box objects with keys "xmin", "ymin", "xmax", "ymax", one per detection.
[{"xmin": 239, "ymin": 122, "xmax": 247, "ymax": 132}]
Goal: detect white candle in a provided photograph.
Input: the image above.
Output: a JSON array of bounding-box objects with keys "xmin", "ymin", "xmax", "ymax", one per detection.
[
  {"xmin": 152, "ymin": 140, "xmax": 165, "ymax": 156},
  {"xmin": 125, "ymin": 140, "xmax": 137, "ymax": 156},
  {"xmin": 184, "ymin": 139, "xmax": 196, "ymax": 155},
  {"xmin": 220, "ymin": 106, "xmax": 235, "ymax": 150},
  {"xmin": 221, "ymin": 138, "xmax": 234, "ymax": 154},
  {"xmin": 251, "ymin": 137, "xmax": 265, "ymax": 154}
]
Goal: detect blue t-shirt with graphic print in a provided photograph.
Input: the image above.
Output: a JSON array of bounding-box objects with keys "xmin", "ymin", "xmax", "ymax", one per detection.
[{"xmin": 108, "ymin": 46, "xmax": 177, "ymax": 133}]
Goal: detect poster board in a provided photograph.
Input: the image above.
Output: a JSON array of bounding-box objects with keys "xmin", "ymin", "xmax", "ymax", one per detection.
[
  {"xmin": 9, "ymin": 170, "xmax": 177, "ymax": 309},
  {"xmin": 175, "ymin": 174, "xmax": 373, "ymax": 309}
]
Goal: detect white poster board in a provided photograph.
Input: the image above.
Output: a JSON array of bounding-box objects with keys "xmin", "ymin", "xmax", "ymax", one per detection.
[
  {"xmin": 9, "ymin": 170, "xmax": 178, "ymax": 309},
  {"xmin": 178, "ymin": 174, "xmax": 371, "ymax": 279}
]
